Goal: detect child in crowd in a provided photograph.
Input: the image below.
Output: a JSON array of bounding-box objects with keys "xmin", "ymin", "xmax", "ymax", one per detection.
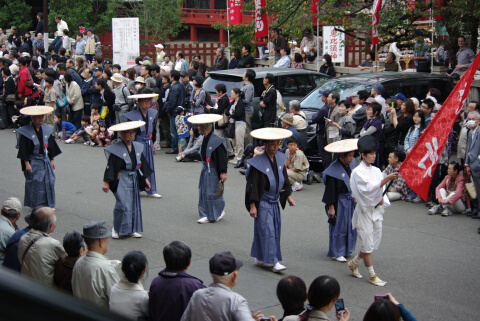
[
  {"xmin": 85, "ymin": 120, "xmax": 100, "ymax": 146},
  {"xmin": 96, "ymin": 121, "xmax": 111, "ymax": 147},
  {"xmin": 177, "ymin": 124, "xmax": 203, "ymax": 162},
  {"xmin": 175, "ymin": 106, "xmax": 190, "ymax": 156},
  {"xmin": 90, "ymin": 103, "xmax": 103, "ymax": 124},
  {"xmin": 43, "ymin": 76, "xmax": 56, "ymax": 125},
  {"xmin": 65, "ymin": 115, "xmax": 92, "ymax": 144},
  {"xmin": 54, "ymin": 112, "xmax": 76, "ymax": 142}
]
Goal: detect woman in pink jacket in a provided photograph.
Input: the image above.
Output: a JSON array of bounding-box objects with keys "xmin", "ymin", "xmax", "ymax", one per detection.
[{"xmin": 429, "ymin": 162, "xmax": 466, "ymax": 216}]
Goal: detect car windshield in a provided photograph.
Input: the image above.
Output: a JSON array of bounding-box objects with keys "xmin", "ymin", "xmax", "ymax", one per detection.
[
  {"xmin": 301, "ymin": 80, "xmax": 368, "ymax": 109},
  {"xmin": 203, "ymin": 75, "xmax": 244, "ymax": 95}
]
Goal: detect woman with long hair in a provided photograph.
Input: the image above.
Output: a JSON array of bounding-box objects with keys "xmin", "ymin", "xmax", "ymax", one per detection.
[{"xmin": 319, "ymin": 54, "xmax": 336, "ymax": 77}]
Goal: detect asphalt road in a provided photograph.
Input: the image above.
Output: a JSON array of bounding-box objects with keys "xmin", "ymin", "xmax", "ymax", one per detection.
[{"xmin": 1, "ymin": 130, "xmax": 479, "ymax": 321}]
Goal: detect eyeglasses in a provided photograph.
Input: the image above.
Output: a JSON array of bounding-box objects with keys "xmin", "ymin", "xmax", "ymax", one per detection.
[{"xmin": 420, "ymin": 105, "xmax": 428, "ymax": 109}]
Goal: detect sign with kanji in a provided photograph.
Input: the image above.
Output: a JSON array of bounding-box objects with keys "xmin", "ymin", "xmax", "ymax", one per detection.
[
  {"xmin": 228, "ymin": 0, "xmax": 243, "ymax": 25},
  {"xmin": 112, "ymin": 18, "xmax": 140, "ymax": 71},
  {"xmin": 322, "ymin": 26, "xmax": 345, "ymax": 63}
]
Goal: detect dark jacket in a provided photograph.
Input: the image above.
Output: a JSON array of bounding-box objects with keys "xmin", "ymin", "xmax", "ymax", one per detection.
[
  {"xmin": 35, "ymin": 20, "xmax": 44, "ymax": 35},
  {"xmin": 2, "ymin": 227, "xmax": 31, "ymax": 272},
  {"xmin": 311, "ymin": 104, "xmax": 329, "ymax": 134},
  {"xmin": 226, "ymin": 99, "xmax": 246, "ymax": 122},
  {"xmin": 53, "ymin": 256, "xmax": 80, "ymax": 294},
  {"xmin": 319, "ymin": 64, "xmax": 336, "ymax": 77},
  {"xmin": 163, "ymin": 81, "xmax": 185, "ymax": 115},
  {"xmin": 81, "ymin": 78, "xmax": 95, "ymax": 105},
  {"xmin": 149, "ymin": 269, "xmax": 205, "ymax": 321},
  {"xmin": 213, "ymin": 55, "xmax": 228, "ymax": 70},
  {"xmin": 352, "ymin": 105, "xmax": 367, "ymax": 136},
  {"xmin": 67, "ymin": 68, "xmax": 83, "ymax": 87},
  {"xmin": 2, "ymin": 76, "xmax": 15, "ymax": 105},
  {"xmin": 260, "ymin": 85, "xmax": 277, "ymax": 126},
  {"xmin": 210, "ymin": 94, "xmax": 230, "ymax": 128}
]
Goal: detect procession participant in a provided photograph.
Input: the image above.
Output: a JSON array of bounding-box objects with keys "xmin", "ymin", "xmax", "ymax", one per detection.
[
  {"xmin": 322, "ymin": 139, "xmax": 358, "ymax": 263},
  {"xmin": 348, "ymin": 135, "xmax": 398, "ymax": 286},
  {"xmin": 102, "ymin": 121, "xmax": 153, "ymax": 239},
  {"xmin": 245, "ymin": 128, "xmax": 296, "ymax": 273},
  {"xmin": 16, "ymin": 106, "xmax": 61, "ymax": 209},
  {"xmin": 188, "ymin": 114, "xmax": 228, "ymax": 224},
  {"xmin": 123, "ymin": 93, "xmax": 161, "ymax": 199}
]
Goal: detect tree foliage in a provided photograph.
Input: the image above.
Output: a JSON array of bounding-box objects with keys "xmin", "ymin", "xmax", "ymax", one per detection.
[
  {"xmin": 114, "ymin": 0, "xmax": 184, "ymax": 46},
  {"xmin": 0, "ymin": 0, "xmax": 33, "ymax": 32},
  {"xmin": 48, "ymin": 0, "xmax": 115, "ymax": 36}
]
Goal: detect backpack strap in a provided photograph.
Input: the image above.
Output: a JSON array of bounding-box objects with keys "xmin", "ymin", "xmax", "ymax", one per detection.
[{"xmin": 21, "ymin": 234, "xmax": 45, "ymax": 263}]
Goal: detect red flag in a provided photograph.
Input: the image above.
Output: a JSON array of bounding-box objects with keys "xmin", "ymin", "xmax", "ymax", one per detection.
[
  {"xmin": 254, "ymin": 0, "xmax": 268, "ymax": 39},
  {"xmin": 228, "ymin": 0, "xmax": 243, "ymax": 25},
  {"xmin": 399, "ymin": 51, "xmax": 480, "ymax": 201},
  {"xmin": 372, "ymin": 0, "xmax": 382, "ymax": 45},
  {"xmin": 311, "ymin": 0, "xmax": 319, "ymax": 21}
]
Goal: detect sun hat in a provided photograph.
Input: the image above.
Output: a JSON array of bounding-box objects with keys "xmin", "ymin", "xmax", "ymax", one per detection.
[
  {"xmin": 250, "ymin": 128, "xmax": 293, "ymax": 140},
  {"xmin": 109, "ymin": 120, "xmax": 146, "ymax": 132},
  {"xmin": 324, "ymin": 138, "xmax": 359, "ymax": 153},
  {"xmin": 187, "ymin": 114, "xmax": 223, "ymax": 124},
  {"xmin": 280, "ymin": 113, "xmax": 294, "ymax": 126},
  {"xmin": 111, "ymin": 73, "xmax": 123, "ymax": 83},
  {"xmin": 20, "ymin": 106, "xmax": 54, "ymax": 116},
  {"xmin": 154, "ymin": 44, "xmax": 164, "ymax": 49},
  {"xmin": 127, "ymin": 93, "xmax": 159, "ymax": 99},
  {"xmin": 134, "ymin": 76, "xmax": 145, "ymax": 84}
]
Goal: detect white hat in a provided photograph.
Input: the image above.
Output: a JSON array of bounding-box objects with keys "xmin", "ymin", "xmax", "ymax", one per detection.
[
  {"xmin": 288, "ymin": 40, "xmax": 297, "ymax": 46},
  {"xmin": 20, "ymin": 106, "xmax": 54, "ymax": 116},
  {"xmin": 128, "ymin": 93, "xmax": 159, "ymax": 99},
  {"xmin": 109, "ymin": 120, "xmax": 146, "ymax": 132},
  {"xmin": 111, "ymin": 73, "xmax": 123, "ymax": 83},
  {"xmin": 134, "ymin": 76, "xmax": 145, "ymax": 84},
  {"xmin": 188, "ymin": 114, "xmax": 223, "ymax": 124},
  {"xmin": 160, "ymin": 65, "xmax": 171, "ymax": 73},
  {"xmin": 324, "ymin": 139, "xmax": 359, "ymax": 153},
  {"xmin": 21, "ymin": 52, "xmax": 30, "ymax": 57},
  {"xmin": 250, "ymin": 128, "xmax": 293, "ymax": 140},
  {"xmin": 154, "ymin": 44, "xmax": 164, "ymax": 49}
]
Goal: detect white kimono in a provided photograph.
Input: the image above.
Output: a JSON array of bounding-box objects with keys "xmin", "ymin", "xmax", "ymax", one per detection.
[{"xmin": 350, "ymin": 161, "xmax": 390, "ymax": 253}]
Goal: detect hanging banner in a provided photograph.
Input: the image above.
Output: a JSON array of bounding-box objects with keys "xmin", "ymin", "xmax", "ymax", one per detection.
[
  {"xmin": 323, "ymin": 26, "xmax": 345, "ymax": 63},
  {"xmin": 112, "ymin": 18, "xmax": 140, "ymax": 70},
  {"xmin": 311, "ymin": 0, "xmax": 319, "ymax": 21},
  {"xmin": 228, "ymin": 0, "xmax": 243, "ymax": 25},
  {"xmin": 399, "ymin": 51, "xmax": 480, "ymax": 201},
  {"xmin": 255, "ymin": 0, "xmax": 268, "ymax": 39},
  {"xmin": 372, "ymin": 0, "xmax": 382, "ymax": 45}
]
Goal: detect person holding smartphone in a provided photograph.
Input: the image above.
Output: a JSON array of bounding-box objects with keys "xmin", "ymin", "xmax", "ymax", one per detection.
[{"xmin": 364, "ymin": 293, "xmax": 417, "ymax": 321}]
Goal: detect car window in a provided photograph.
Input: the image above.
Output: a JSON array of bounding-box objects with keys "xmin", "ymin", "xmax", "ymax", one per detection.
[
  {"xmin": 312, "ymin": 75, "xmax": 329, "ymax": 87},
  {"xmin": 428, "ymin": 79, "xmax": 452, "ymax": 103},
  {"xmin": 277, "ymin": 75, "xmax": 313, "ymax": 97},
  {"xmin": 254, "ymin": 79, "xmax": 264, "ymax": 97},
  {"xmin": 203, "ymin": 75, "xmax": 243, "ymax": 94},
  {"xmin": 301, "ymin": 80, "xmax": 365, "ymax": 109},
  {"xmin": 401, "ymin": 82, "xmax": 429, "ymax": 101}
]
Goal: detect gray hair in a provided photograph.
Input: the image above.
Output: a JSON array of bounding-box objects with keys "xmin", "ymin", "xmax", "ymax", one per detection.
[
  {"xmin": 468, "ymin": 111, "xmax": 480, "ymax": 120},
  {"xmin": 211, "ymin": 272, "xmax": 235, "ymax": 284},
  {"xmin": 217, "ymin": 47, "xmax": 225, "ymax": 54},
  {"xmin": 31, "ymin": 207, "xmax": 56, "ymax": 232},
  {"xmin": 289, "ymin": 100, "xmax": 301, "ymax": 111},
  {"xmin": 145, "ymin": 77, "xmax": 156, "ymax": 88}
]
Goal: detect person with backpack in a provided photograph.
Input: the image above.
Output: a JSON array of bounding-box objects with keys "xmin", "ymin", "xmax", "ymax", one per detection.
[
  {"xmin": 17, "ymin": 57, "xmax": 33, "ymax": 99},
  {"xmin": 112, "ymin": 73, "xmax": 133, "ymax": 126},
  {"xmin": 37, "ymin": 47, "xmax": 48, "ymax": 70}
]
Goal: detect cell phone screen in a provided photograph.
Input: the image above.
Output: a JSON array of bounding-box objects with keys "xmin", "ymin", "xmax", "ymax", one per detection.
[
  {"xmin": 374, "ymin": 295, "xmax": 388, "ymax": 300},
  {"xmin": 335, "ymin": 298, "xmax": 345, "ymax": 313}
]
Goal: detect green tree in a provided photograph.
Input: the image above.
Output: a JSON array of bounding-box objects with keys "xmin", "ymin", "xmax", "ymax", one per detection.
[
  {"xmin": 0, "ymin": 0, "xmax": 33, "ymax": 32},
  {"xmin": 115, "ymin": 0, "xmax": 184, "ymax": 46}
]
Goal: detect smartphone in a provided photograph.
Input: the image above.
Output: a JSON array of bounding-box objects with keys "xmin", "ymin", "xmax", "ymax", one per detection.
[
  {"xmin": 335, "ymin": 298, "xmax": 345, "ymax": 314},
  {"xmin": 374, "ymin": 294, "xmax": 388, "ymax": 300},
  {"xmin": 260, "ymin": 319, "xmax": 270, "ymax": 321},
  {"xmin": 325, "ymin": 117, "xmax": 332, "ymax": 122}
]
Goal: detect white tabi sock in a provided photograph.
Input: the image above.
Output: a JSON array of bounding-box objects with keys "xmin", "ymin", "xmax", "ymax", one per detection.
[
  {"xmin": 353, "ymin": 254, "xmax": 362, "ymax": 265},
  {"xmin": 367, "ymin": 266, "xmax": 375, "ymax": 278}
]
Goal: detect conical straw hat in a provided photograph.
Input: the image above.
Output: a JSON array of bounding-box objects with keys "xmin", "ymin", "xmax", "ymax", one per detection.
[
  {"xmin": 20, "ymin": 106, "xmax": 54, "ymax": 116},
  {"xmin": 109, "ymin": 121, "xmax": 146, "ymax": 132},
  {"xmin": 250, "ymin": 128, "xmax": 293, "ymax": 140},
  {"xmin": 324, "ymin": 138, "xmax": 359, "ymax": 153},
  {"xmin": 187, "ymin": 114, "xmax": 223, "ymax": 124}
]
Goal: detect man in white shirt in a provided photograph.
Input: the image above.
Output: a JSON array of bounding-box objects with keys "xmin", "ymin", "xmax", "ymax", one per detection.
[
  {"xmin": 371, "ymin": 83, "xmax": 386, "ymax": 116},
  {"xmin": 274, "ymin": 47, "xmax": 292, "ymax": 68},
  {"xmin": 51, "ymin": 15, "xmax": 68, "ymax": 54}
]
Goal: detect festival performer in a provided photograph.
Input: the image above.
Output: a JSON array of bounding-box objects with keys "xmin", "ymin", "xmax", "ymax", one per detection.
[
  {"xmin": 102, "ymin": 121, "xmax": 152, "ymax": 239},
  {"xmin": 188, "ymin": 114, "xmax": 228, "ymax": 224},
  {"xmin": 347, "ymin": 135, "xmax": 398, "ymax": 286},
  {"xmin": 16, "ymin": 106, "xmax": 61, "ymax": 209},
  {"xmin": 322, "ymin": 139, "xmax": 358, "ymax": 262},
  {"xmin": 245, "ymin": 128, "xmax": 296, "ymax": 273},
  {"xmin": 123, "ymin": 93, "xmax": 162, "ymax": 199}
]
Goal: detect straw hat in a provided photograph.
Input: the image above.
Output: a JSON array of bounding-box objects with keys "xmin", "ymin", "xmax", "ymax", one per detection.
[
  {"xmin": 188, "ymin": 114, "xmax": 223, "ymax": 124},
  {"xmin": 324, "ymin": 138, "xmax": 359, "ymax": 153},
  {"xmin": 109, "ymin": 120, "xmax": 146, "ymax": 132},
  {"xmin": 134, "ymin": 76, "xmax": 145, "ymax": 84},
  {"xmin": 250, "ymin": 128, "xmax": 293, "ymax": 141},
  {"xmin": 111, "ymin": 73, "xmax": 123, "ymax": 83},
  {"xmin": 128, "ymin": 93, "xmax": 159, "ymax": 99},
  {"xmin": 20, "ymin": 106, "xmax": 54, "ymax": 116}
]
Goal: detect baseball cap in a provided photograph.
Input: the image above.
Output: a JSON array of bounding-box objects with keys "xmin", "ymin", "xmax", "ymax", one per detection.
[
  {"xmin": 3, "ymin": 197, "xmax": 22, "ymax": 214},
  {"xmin": 180, "ymin": 71, "xmax": 189, "ymax": 77},
  {"xmin": 93, "ymin": 66, "xmax": 103, "ymax": 72},
  {"xmin": 350, "ymin": 91, "xmax": 360, "ymax": 97},
  {"xmin": 209, "ymin": 251, "xmax": 243, "ymax": 276},
  {"xmin": 319, "ymin": 90, "xmax": 331, "ymax": 98},
  {"xmin": 154, "ymin": 44, "xmax": 164, "ymax": 49},
  {"xmin": 390, "ymin": 93, "xmax": 406, "ymax": 101},
  {"xmin": 103, "ymin": 58, "xmax": 112, "ymax": 65}
]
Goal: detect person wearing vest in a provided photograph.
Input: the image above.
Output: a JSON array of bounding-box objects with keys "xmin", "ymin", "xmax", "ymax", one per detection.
[
  {"xmin": 245, "ymin": 128, "xmax": 296, "ymax": 273},
  {"xmin": 123, "ymin": 94, "xmax": 161, "ymax": 199},
  {"xmin": 189, "ymin": 114, "xmax": 228, "ymax": 224},
  {"xmin": 16, "ymin": 106, "xmax": 61, "ymax": 209},
  {"xmin": 102, "ymin": 121, "xmax": 153, "ymax": 239}
]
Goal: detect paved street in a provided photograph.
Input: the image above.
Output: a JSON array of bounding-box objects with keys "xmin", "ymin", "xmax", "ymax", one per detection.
[{"xmin": 1, "ymin": 130, "xmax": 479, "ymax": 321}]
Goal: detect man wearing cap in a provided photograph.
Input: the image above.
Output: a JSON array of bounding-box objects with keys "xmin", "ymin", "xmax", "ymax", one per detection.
[
  {"xmin": 348, "ymin": 136, "xmax": 398, "ymax": 286},
  {"xmin": 0, "ymin": 197, "xmax": 22, "ymax": 264},
  {"xmin": 246, "ymin": 128, "xmax": 296, "ymax": 272},
  {"xmin": 280, "ymin": 113, "xmax": 301, "ymax": 152},
  {"xmin": 123, "ymin": 94, "xmax": 161, "ymax": 199},
  {"xmin": 112, "ymin": 72, "xmax": 133, "ymax": 127},
  {"xmin": 155, "ymin": 44, "xmax": 165, "ymax": 64},
  {"xmin": 72, "ymin": 221, "xmax": 120, "ymax": 308},
  {"xmin": 300, "ymin": 28, "xmax": 321, "ymax": 62},
  {"xmin": 3, "ymin": 207, "xmax": 33, "ymax": 272},
  {"xmin": 322, "ymin": 140, "xmax": 357, "ymax": 263},
  {"xmin": 134, "ymin": 76, "xmax": 146, "ymax": 94},
  {"xmin": 411, "ymin": 30, "xmax": 431, "ymax": 72},
  {"xmin": 213, "ymin": 47, "xmax": 228, "ymax": 70},
  {"xmin": 18, "ymin": 207, "xmax": 66, "ymax": 286},
  {"xmin": 103, "ymin": 58, "xmax": 112, "ymax": 72},
  {"xmin": 181, "ymin": 251, "xmax": 264, "ymax": 321},
  {"xmin": 189, "ymin": 115, "xmax": 228, "ymax": 223},
  {"xmin": 103, "ymin": 121, "xmax": 153, "ymax": 238},
  {"xmin": 16, "ymin": 106, "xmax": 61, "ymax": 209},
  {"xmin": 288, "ymin": 40, "xmax": 301, "ymax": 61},
  {"xmin": 311, "ymin": 90, "xmax": 332, "ymax": 167},
  {"xmin": 390, "ymin": 93, "xmax": 406, "ymax": 110},
  {"xmin": 371, "ymin": 83, "xmax": 386, "ymax": 115}
]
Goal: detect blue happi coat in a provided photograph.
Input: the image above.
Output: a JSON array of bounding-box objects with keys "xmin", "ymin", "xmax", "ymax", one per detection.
[
  {"xmin": 105, "ymin": 141, "xmax": 144, "ymax": 234},
  {"xmin": 322, "ymin": 159, "xmax": 357, "ymax": 257},
  {"xmin": 16, "ymin": 124, "xmax": 56, "ymax": 208},
  {"xmin": 123, "ymin": 108, "xmax": 158, "ymax": 194},
  {"xmin": 198, "ymin": 132, "xmax": 226, "ymax": 221},
  {"xmin": 246, "ymin": 151, "xmax": 287, "ymax": 265}
]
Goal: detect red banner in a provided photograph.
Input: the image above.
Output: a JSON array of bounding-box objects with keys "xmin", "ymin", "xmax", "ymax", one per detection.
[
  {"xmin": 311, "ymin": 0, "xmax": 319, "ymax": 21},
  {"xmin": 254, "ymin": 0, "xmax": 268, "ymax": 39},
  {"xmin": 228, "ymin": 0, "xmax": 243, "ymax": 25},
  {"xmin": 372, "ymin": 0, "xmax": 382, "ymax": 45},
  {"xmin": 399, "ymin": 51, "xmax": 480, "ymax": 201}
]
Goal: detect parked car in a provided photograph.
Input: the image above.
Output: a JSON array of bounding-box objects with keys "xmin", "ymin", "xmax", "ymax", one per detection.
[
  {"xmin": 300, "ymin": 72, "xmax": 454, "ymax": 169},
  {"xmin": 203, "ymin": 68, "xmax": 330, "ymax": 129}
]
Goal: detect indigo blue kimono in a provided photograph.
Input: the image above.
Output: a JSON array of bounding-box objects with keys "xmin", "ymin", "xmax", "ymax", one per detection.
[
  {"xmin": 16, "ymin": 124, "xmax": 61, "ymax": 208},
  {"xmin": 246, "ymin": 151, "xmax": 291, "ymax": 265},
  {"xmin": 322, "ymin": 159, "xmax": 357, "ymax": 257},
  {"xmin": 123, "ymin": 108, "xmax": 158, "ymax": 195}
]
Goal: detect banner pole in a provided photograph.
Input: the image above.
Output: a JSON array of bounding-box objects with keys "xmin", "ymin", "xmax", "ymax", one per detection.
[
  {"xmin": 317, "ymin": 18, "xmax": 320, "ymax": 72},
  {"xmin": 227, "ymin": 0, "xmax": 230, "ymax": 49},
  {"xmin": 375, "ymin": 44, "xmax": 378, "ymax": 72}
]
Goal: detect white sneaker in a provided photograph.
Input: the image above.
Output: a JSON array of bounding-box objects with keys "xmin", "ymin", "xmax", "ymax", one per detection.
[
  {"xmin": 272, "ymin": 262, "xmax": 287, "ymax": 272},
  {"xmin": 291, "ymin": 182, "xmax": 299, "ymax": 192},
  {"xmin": 84, "ymin": 141, "xmax": 90, "ymax": 145},
  {"xmin": 65, "ymin": 138, "xmax": 74, "ymax": 144},
  {"xmin": 369, "ymin": 274, "xmax": 387, "ymax": 286},
  {"xmin": 296, "ymin": 182, "xmax": 304, "ymax": 191},
  {"xmin": 347, "ymin": 260, "xmax": 363, "ymax": 278},
  {"xmin": 333, "ymin": 256, "xmax": 347, "ymax": 262},
  {"xmin": 175, "ymin": 155, "xmax": 182, "ymax": 162},
  {"xmin": 129, "ymin": 232, "xmax": 142, "ymax": 238},
  {"xmin": 197, "ymin": 217, "xmax": 209, "ymax": 224},
  {"xmin": 216, "ymin": 211, "xmax": 225, "ymax": 222},
  {"xmin": 254, "ymin": 258, "xmax": 264, "ymax": 266},
  {"xmin": 428, "ymin": 204, "xmax": 442, "ymax": 215},
  {"xmin": 148, "ymin": 193, "xmax": 162, "ymax": 199},
  {"xmin": 90, "ymin": 142, "xmax": 96, "ymax": 147},
  {"xmin": 111, "ymin": 228, "xmax": 119, "ymax": 239}
]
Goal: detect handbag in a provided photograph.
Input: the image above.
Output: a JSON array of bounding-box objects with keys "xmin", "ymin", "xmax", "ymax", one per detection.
[
  {"xmin": 6, "ymin": 94, "xmax": 16, "ymax": 103},
  {"xmin": 466, "ymin": 176, "xmax": 477, "ymax": 199},
  {"xmin": 56, "ymin": 93, "xmax": 68, "ymax": 108},
  {"xmin": 226, "ymin": 121, "xmax": 235, "ymax": 139},
  {"xmin": 218, "ymin": 111, "xmax": 229, "ymax": 127}
]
